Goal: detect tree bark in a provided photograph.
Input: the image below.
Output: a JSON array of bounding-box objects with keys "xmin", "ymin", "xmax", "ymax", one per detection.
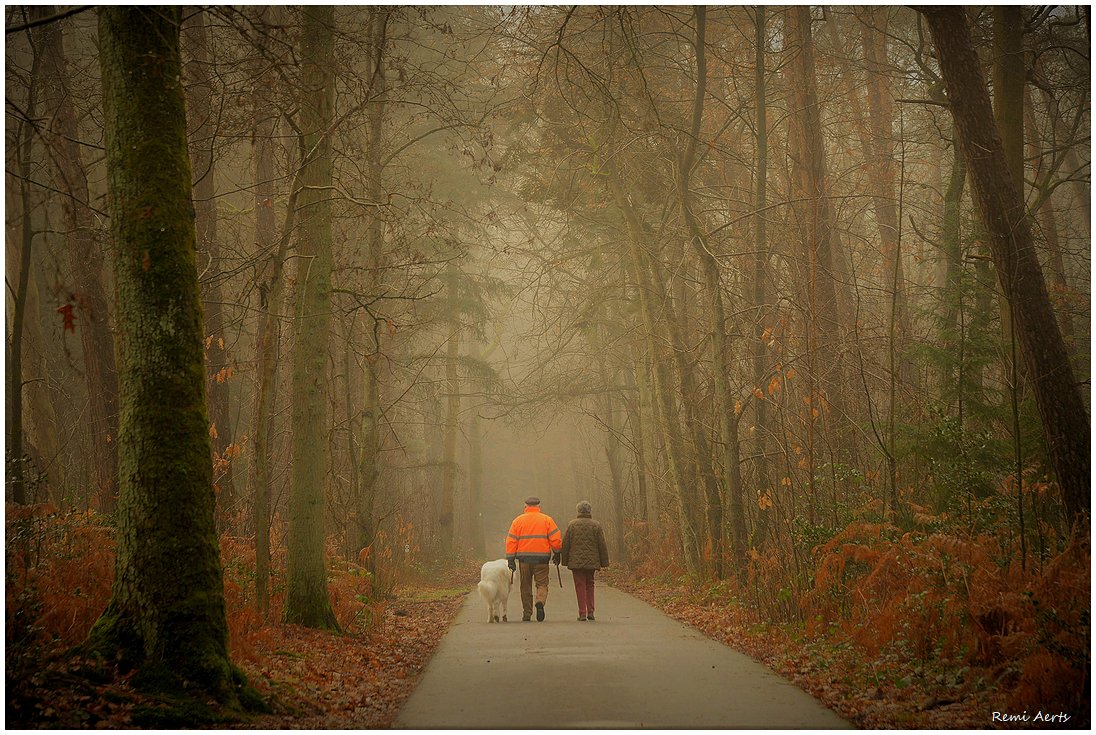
[
  {"xmin": 595, "ymin": 335, "xmax": 627, "ymax": 566},
  {"xmin": 921, "ymin": 6, "xmax": 1090, "ymax": 524},
  {"xmin": 184, "ymin": 8, "xmax": 236, "ymax": 526},
  {"xmin": 37, "ymin": 4, "xmax": 120, "ymax": 511},
  {"xmin": 785, "ymin": 6, "xmax": 852, "ymax": 461},
  {"xmin": 440, "ymin": 262, "xmax": 461, "ymax": 556},
  {"xmin": 285, "ymin": 5, "xmax": 338, "ymax": 630},
  {"xmin": 939, "ymin": 130, "xmax": 967, "ymax": 414},
  {"xmin": 1024, "ymin": 88, "xmax": 1074, "ymax": 342},
  {"xmin": 859, "ymin": 8, "xmax": 914, "ymax": 390},
  {"xmin": 5, "ymin": 11, "xmax": 41, "ymax": 506},
  {"xmin": 247, "ymin": 6, "xmax": 288, "ymax": 618},
  {"xmin": 354, "ymin": 7, "xmax": 389, "ymax": 565},
  {"xmin": 607, "ymin": 160, "xmax": 703, "ymax": 577},
  {"xmin": 751, "ymin": 5, "xmax": 772, "ymax": 546},
  {"xmin": 467, "ymin": 338, "xmax": 486, "ymax": 559},
  {"xmin": 620, "ymin": 356, "xmax": 649, "ymax": 527},
  {"xmin": 677, "ymin": 5, "xmax": 740, "ymax": 577},
  {"xmin": 993, "ymin": 6, "xmax": 1025, "ymax": 191},
  {"xmin": 85, "ymin": 6, "xmax": 250, "ymax": 707}
]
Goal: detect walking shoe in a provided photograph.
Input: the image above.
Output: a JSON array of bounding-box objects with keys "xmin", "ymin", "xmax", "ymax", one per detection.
[
  {"xmin": 577, "ymin": 615, "xmax": 587, "ymax": 621},
  {"xmin": 535, "ymin": 602, "xmax": 545, "ymax": 621},
  {"xmin": 586, "ymin": 614, "xmax": 595, "ymax": 621},
  {"xmin": 522, "ymin": 614, "xmax": 531, "ymax": 622}
]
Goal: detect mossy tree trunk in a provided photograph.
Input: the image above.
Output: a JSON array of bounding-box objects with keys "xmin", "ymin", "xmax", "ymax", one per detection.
[
  {"xmin": 284, "ymin": 5, "xmax": 339, "ymax": 630},
  {"xmin": 86, "ymin": 6, "xmax": 248, "ymax": 708},
  {"xmin": 922, "ymin": 7, "xmax": 1090, "ymax": 525}
]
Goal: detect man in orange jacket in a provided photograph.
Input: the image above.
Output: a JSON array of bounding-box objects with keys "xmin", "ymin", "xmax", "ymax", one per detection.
[{"xmin": 505, "ymin": 496, "xmax": 562, "ymax": 622}]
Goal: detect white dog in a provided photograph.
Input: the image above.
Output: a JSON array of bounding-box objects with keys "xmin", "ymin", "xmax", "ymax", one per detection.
[{"xmin": 477, "ymin": 558, "xmax": 513, "ymax": 623}]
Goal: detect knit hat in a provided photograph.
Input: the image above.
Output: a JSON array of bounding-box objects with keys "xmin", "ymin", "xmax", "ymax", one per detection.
[{"xmin": 576, "ymin": 500, "xmax": 592, "ymax": 516}]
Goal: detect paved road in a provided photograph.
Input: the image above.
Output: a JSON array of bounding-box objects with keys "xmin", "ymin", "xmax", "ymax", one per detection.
[{"xmin": 395, "ymin": 581, "xmax": 851, "ymax": 728}]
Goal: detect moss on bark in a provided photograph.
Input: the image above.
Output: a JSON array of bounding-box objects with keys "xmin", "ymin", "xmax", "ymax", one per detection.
[{"xmin": 85, "ymin": 6, "xmax": 265, "ymax": 719}]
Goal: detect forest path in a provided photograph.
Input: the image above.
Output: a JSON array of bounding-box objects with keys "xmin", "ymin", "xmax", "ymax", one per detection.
[{"xmin": 394, "ymin": 581, "xmax": 852, "ymax": 728}]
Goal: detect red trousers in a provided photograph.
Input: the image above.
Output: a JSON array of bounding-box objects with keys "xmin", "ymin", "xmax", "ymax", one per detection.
[{"xmin": 571, "ymin": 568, "xmax": 596, "ymax": 615}]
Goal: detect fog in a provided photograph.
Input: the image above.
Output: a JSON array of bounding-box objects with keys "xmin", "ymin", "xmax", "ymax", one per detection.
[{"xmin": 6, "ymin": 5, "xmax": 1090, "ymax": 587}]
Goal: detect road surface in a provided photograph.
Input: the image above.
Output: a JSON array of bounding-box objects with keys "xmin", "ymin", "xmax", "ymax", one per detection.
[{"xmin": 395, "ymin": 581, "xmax": 851, "ymax": 728}]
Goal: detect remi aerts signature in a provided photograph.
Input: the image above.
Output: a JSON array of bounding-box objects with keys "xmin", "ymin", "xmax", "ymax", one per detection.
[{"xmin": 992, "ymin": 711, "xmax": 1071, "ymax": 724}]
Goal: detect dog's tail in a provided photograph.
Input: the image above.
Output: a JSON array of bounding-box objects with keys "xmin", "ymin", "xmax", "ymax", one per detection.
[{"xmin": 476, "ymin": 580, "xmax": 491, "ymax": 602}]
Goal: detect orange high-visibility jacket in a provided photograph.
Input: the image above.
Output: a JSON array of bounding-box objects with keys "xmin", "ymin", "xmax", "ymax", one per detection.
[{"xmin": 505, "ymin": 506, "xmax": 562, "ymax": 564}]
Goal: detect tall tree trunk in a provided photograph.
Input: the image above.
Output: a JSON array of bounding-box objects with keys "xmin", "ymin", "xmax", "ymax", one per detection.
[
  {"xmin": 993, "ymin": 6, "xmax": 1025, "ymax": 189},
  {"xmin": 785, "ymin": 6, "xmax": 852, "ymax": 465},
  {"xmin": 921, "ymin": 7, "xmax": 1090, "ymax": 524},
  {"xmin": 991, "ymin": 4, "xmax": 1028, "ymax": 559},
  {"xmin": 939, "ymin": 131, "xmax": 968, "ymax": 414},
  {"xmin": 991, "ymin": 5, "xmax": 1025, "ymax": 362},
  {"xmin": 1032, "ymin": 72, "xmax": 1088, "ymax": 264},
  {"xmin": 467, "ymin": 337, "xmax": 486, "ymax": 559},
  {"xmin": 665, "ymin": 272, "xmax": 723, "ymax": 577},
  {"xmin": 596, "ymin": 339, "xmax": 627, "ymax": 566},
  {"xmin": 631, "ymin": 344, "xmax": 659, "ymax": 530},
  {"xmin": 677, "ymin": 5, "xmax": 740, "ymax": 577},
  {"xmin": 37, "ymin": 5, "xmax": 120, "ymax": 511},
  {"xmin": 607, "ymin": 161, "xmax": 703, "ymax": 577},
  {"xmin": 355, "ymin": 7, "xmax": 389, "ymax": 565},
  {"xmin": 859, "ymin": 8, "xmax": 914, "ymax": 391},
  {"xmin": 85, "ymin": 6, "xmax": 251, "ymax": 707},
  {"xmin": 751, "ymin": 5, "xmax": 772, "ymax": 546},
  {"xmin": 284, "ymin": 5, "xmax": 338, "ymax": 630},
  {"xmin": 1024, "ymin": 88, "xmax": 1074, "ymax": 342},
  {"xmin": 621, "ymin": 358, "xmax": 649, "ymax": 526},
  {"xmin": 184, "ymin": 9, "xmax": 236, "ymax": 525},
  {"xmin": 6, "ymin": 7, "xmax": 45, "ymax": 506},
  {"xmin": 23, "ymin": 257, "xmax": 63, "ymax": 504},
  {"xmin": 440, "ymin": 262, "xmax": 461, "ymax": 556},
  {"xmin": 247, "ymin": 6, "xmax": 288, "ymax": 618}
]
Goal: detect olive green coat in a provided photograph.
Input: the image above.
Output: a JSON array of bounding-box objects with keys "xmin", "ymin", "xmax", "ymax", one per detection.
[{"xmin": 561, "ymin": 513, "xmax": 610, "ymax": 570}]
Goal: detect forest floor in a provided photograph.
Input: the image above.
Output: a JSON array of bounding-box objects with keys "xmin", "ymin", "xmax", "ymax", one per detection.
[
  {"xmin": 238, "ymin": 583, "xmax": 467, "ymax": 729},
  {"xmin": 607, "ymin": 573, "xmax": 995, "ymax": 729},
  {"xmin": 7, "ymin": 568, "xmax": 472, "ymax": 729},
  {"xmin": 6, "ymin": 555, "xmax": 1050, "ymax": 729}
]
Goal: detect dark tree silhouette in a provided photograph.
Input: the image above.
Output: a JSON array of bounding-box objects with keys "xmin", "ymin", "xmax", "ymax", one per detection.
[{"xmin": 84, "ymin": 6, "xmax": 254, "ymax": 711}]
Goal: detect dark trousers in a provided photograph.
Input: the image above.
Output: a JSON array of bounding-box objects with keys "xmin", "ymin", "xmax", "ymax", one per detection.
[
  {"xmin": 518, "ymin": 561, "xmax": 550, "ymax": 618},
  {"xmin": 571, "ymin": 568, "xmax": 596, "ymax": 615}
]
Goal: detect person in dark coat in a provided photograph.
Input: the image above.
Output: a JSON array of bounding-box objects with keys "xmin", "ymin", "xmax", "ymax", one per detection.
[{"xmin": 560, "ymin": 500, "xmax": 610, "ymax": 621}]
